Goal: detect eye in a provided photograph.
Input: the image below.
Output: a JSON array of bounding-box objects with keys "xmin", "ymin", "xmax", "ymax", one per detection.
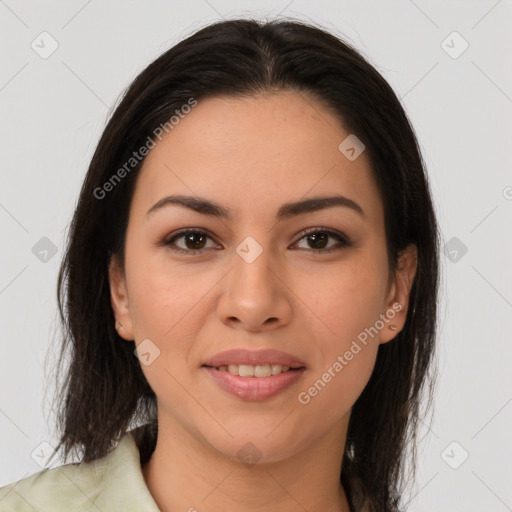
[
  {"xmin": 292, "ymin": 227, "xmax": 352, "ymax": 253},
  {"xmin": 161, "ymin": 229, "xmax": 220, "ymax": 254},
  {"xmin": 160, "ymin": 227, "xmax": 352, "ymax": 255}
]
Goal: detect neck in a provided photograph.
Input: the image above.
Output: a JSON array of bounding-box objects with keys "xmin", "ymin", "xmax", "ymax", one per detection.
[{"xmin": 141, "ymin": 413, "xmax": 351, "ymax": 512}]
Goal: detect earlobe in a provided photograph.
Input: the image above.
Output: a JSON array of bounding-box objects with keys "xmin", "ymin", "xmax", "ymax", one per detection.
[
  {"xmin": 108, "ymin": 256, "xmax": 134, "ymax": 340},
  {"xmin": 380, "ymin": 244, "xmax": 418, "ymax": 344}
]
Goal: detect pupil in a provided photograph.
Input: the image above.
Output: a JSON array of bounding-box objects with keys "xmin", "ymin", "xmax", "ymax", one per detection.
[
  {"xmin": 309, "ymin": 232, "xmax": 328, "ymax": 249},
  {"xmin": 186, "ymin": 233, "xmax": 206, "ymax": 249}
]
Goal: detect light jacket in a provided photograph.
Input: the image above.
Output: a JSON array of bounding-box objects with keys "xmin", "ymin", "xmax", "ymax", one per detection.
[{"xmin": 0, "ymin": 430, "xmax": 161, "ymax": 511}]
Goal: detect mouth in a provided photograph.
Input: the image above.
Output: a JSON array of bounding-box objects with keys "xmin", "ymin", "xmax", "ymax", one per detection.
[
  {"xmin": 202, "ymin": 363, "xmax": 303, "ymax": 378},
  {"xmin": 201, "ymin": 348, "xmax": 307, "ymax": 401},
  {"xmin": 202, "ymin": 348, "xmax": 307, "ymax": 370}
]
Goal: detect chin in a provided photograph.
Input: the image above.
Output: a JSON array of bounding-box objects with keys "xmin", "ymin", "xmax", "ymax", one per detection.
[{"xmin": 196, "ymin": 421, "xmax": 315, "ymax": 466}]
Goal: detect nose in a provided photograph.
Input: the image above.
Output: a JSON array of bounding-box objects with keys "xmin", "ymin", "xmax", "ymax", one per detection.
[{"xmin": 216, "ymin": 241, "xmax": 293, "ymax": 333}]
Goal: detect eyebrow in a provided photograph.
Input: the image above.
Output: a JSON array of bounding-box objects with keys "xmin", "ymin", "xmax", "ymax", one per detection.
[{"xmin": 146, "ymin": 194, "xmax": 365, "ymax": 220}]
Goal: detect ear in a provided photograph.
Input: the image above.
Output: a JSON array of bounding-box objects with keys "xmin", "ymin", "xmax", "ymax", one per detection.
[
  {"xmin": 380, "ymin": 244, "xmax": 418, "ymax": 344},
  {"xmin": 108, "ymin": 255, "xmax": 134, "ymax": 340}
]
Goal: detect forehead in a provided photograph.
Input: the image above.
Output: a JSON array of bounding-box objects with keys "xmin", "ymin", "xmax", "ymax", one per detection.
[{"xmin": 131, "ymin": 91, "xmax": 383, "ymax": 224}]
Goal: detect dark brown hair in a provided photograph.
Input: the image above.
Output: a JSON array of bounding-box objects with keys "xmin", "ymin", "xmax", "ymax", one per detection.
[{"xmin": 51, "ymin": 18, "xmax": 439, "ymax": 512}]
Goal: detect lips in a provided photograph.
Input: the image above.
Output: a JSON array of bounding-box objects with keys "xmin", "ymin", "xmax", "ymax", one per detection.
[
  {"xmin": 202, "ymin": 348, "xmax": 307, "ymax": 401},
  {"xmin": 202, "ymin": 348, "xmax": 306, "ymax": 369},
  {"xmin": 203, "ymin": 366, "xmax": 306, "ymax": 400}
]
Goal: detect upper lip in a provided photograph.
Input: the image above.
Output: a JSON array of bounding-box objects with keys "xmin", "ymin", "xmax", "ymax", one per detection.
[{"xmin": 202, "ymin": 348, "xmax": 306, "ymax": 369}]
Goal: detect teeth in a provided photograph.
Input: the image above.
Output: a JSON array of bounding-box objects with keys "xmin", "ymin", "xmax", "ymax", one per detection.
[
  {"xmin": 239, "ymin": 364, "xmax": 254, "ymax": 377},
  {"xmin": 216, "ymin": 364, "xmax": 293, "ymax": 377},
  {"xmin": 254, "ymin": 365, "xmax": 271, "ymax": 377}
]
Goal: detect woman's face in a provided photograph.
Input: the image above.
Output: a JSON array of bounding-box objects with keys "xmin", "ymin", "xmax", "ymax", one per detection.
[{"xmin": 110, "ymin": 91, "xmax": 417, "ymax": 463}]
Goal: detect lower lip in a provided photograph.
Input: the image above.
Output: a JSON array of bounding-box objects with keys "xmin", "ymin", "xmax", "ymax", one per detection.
[{"xmin": 203, "ymin": 366, "xmax": 306, "ymax": 401}]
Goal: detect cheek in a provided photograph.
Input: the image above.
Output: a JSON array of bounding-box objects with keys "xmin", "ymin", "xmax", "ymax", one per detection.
[
  {"xmin": 123, "ymin": 248, "xmax": 218, "ymax": 412},
  {"xmin": 124, "ymin": 238, "xmax": 214, "ymax": 342},
  {"xmin": 296, "ymin": 346, "xmax": 377, "ymax": 424},
  {"xmin": 297, "ymin": 252, "xmax": 389, "ymax": 347},
  {"xmin": 293, "ymin": 252, "xmax": 388, "ymax": 410}
]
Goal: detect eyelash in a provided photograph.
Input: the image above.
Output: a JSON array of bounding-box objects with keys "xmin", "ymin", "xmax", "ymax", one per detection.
[{"xmin": 159, "ymin": 227, "xmax": 353, "ymax": 255}]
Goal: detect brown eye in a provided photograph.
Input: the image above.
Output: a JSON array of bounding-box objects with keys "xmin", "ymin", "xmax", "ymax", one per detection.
[
  {"xmin": 182, "ymin": 232, "xmax": 207, "ymax": 250},
  {"xmin": 294, "ymin": 228, "xmax": 352, "ymax": 253},
  {"xmin": 162, "ymin": 229, "xmax": 219, "ymax": 254},
  {"xmin": 305, "ymin": 232, "xmax": 329, "ymax": 249}
]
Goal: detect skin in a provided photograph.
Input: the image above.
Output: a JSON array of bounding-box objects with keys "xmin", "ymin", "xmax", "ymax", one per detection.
[{"xmin": 109, "ymin": 90, "xmax": 417, "ymax": 512}]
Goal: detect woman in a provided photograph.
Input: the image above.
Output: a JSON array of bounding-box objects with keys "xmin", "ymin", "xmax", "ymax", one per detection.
[{"xmin": 0, "ymin": 17, "xmax": 439, "ymax": 512}]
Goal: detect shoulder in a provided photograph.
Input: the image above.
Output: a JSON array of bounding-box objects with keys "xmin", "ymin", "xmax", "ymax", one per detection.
[{"xmin": 0, "ymin": 428, "xmax": 159, "ymax": 512}]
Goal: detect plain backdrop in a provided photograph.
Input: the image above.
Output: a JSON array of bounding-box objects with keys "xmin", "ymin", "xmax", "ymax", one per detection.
[{"xmin": 1, "ymin": 1, "xmax": 511, "ymax": 510}]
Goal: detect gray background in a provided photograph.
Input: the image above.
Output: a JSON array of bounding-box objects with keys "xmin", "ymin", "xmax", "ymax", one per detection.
[{"xmin": 1, "ymin": 1, "xmax": 511, "ymax": 510}]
